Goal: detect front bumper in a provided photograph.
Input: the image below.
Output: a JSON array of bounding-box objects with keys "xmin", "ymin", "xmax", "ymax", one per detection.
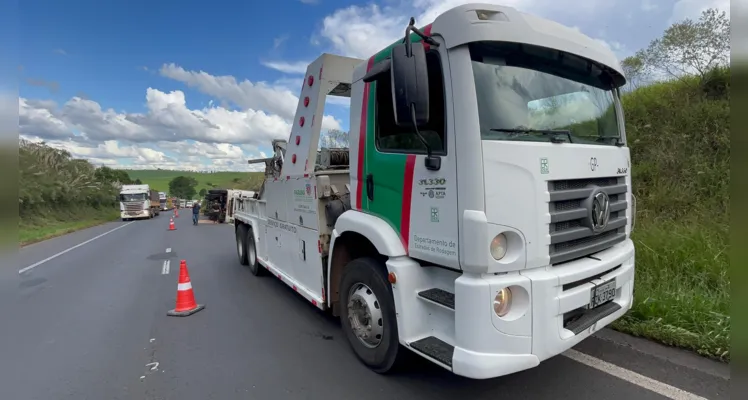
[
  {"xmin": 451, "ymin": 239, "xmax": 635, "ymax": 379},
  {"xmin": 121, "ymin": 210, "xmax": 150, "ymax": 219}
]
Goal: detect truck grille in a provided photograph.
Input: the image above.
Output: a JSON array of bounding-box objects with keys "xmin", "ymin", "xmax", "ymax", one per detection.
[
  {"xmin": 548, "ymin": 177, "xmax": 628, "ymax": 265},
  {"xmin": 124, "ymin": 202, "xmax": 145, "ymax": 212}
]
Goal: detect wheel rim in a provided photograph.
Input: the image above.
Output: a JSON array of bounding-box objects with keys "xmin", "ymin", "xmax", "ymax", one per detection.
[
  {"xmin": 247, "ymin": 234, "xmax": 256, "ymax": 264},
  {"xmin": 347, "ymin": 283, "xmax": 384, "ymax": 348},
  {"xmin": 237, "ymin": 235, "xmax": 244, "ymax": 258}
]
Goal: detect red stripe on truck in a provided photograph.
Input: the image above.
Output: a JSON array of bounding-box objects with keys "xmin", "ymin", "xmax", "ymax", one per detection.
[{"xmin": 355, "ymin": 57, "xmax": 375, "ymax": 209}]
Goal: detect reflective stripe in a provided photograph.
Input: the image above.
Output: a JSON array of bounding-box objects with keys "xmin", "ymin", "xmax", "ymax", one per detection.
[{"xmin": 177, "ymin": 282, "xmax": 192, "ymax": 291}]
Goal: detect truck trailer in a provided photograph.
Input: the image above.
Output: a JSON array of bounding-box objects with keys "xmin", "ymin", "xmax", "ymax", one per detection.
[{"xmin": 233, "ymin": 3, "xmax": 636, "ymax": 379}]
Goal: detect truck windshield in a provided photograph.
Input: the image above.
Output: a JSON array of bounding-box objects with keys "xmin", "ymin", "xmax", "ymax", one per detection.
[
  {"xmin": 469, "ymin": 41, "xmax": 621, "ymax": 146},
  {"xmin": 120, "ymin": 193, "xmax": 147, "ymax": 202}
]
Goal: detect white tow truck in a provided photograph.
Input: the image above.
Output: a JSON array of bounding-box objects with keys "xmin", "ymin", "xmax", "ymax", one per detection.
[{"xmin": 233, "ymin": 3, "xmax": 635, "ymax": 379}]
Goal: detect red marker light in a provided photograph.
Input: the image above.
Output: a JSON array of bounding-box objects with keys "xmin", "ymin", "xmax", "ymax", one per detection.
[
  {"xmin": 295, "ymin": 135, "xmax": 301, "ymax": 145},
  {"xmin": 304, "ymin": 97, "xmax": 309, "ymax": 107},
  {"xmin": 307, "ymin": 75, "xmax": 314, "ymax": 87},
  {"xmin": 292, "ymin": 154, "xmax": 297, "ymax": 164},
  {"xmin": 299, "ymin": 116, "xmax": 305, "ymax": 127}
]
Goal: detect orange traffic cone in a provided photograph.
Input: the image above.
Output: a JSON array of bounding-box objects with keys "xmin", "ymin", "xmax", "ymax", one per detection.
[
  {"xmin": 169, "ymin": 218, "xmax": 176, "ymax": 231},
  {"xmin": 175, "ymin": 208, "xmax": 179, "ymax": 218},
  {"xmin": 167, "ymin": 260, "xmax": 205, "ymax": 317}
]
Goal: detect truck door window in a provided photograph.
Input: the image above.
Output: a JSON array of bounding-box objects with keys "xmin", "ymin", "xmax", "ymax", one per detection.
[{"xmin": 375, "ymin": 50, "xmax": 446, "ymax": 155}]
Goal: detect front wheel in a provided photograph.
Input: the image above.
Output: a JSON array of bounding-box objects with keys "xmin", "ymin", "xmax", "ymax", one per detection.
[{"xmin": 339, "ymin": 257, "xmax": 404, "ymax": 374}]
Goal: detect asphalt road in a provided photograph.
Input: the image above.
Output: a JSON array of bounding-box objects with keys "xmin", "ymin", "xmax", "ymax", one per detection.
[{"xmin": 2, "ymin": 213, "xmax": 730, "ymax": 400}]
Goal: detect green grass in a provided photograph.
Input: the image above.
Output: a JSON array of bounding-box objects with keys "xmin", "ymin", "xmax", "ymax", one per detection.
[
  {"xmin": 126, "ymin": 170, "xmax": 265, "ymax": 195},
  {"xmin": 613, "ymin": 220, "xmax": 730, "ymax": 361},
  {"xmin": 20, "ymin": 206, "xmax": 120, "ymax": 246},
  {"xmin": 612, "ymin": 67, "xmax": 730, "ymax": 361}
]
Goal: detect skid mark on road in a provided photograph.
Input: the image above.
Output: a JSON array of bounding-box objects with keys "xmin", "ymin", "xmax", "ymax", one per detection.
[
  {"xmin": 19, "ymin": 222, "xmax": 135, "ymax": 274},
  {"xmin": 563, "ymin": 349, "xmax": 709, "ymax": 400}
]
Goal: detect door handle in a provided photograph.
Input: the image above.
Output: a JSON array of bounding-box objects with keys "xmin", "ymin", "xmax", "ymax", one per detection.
[{"xmin": 366, "ymin": 173, "xmax": 374, "ymax": 201}]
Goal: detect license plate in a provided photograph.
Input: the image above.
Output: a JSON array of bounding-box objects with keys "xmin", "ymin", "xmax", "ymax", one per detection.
[{"xmin": 589, "ymin": 278, "xmax": 616, "ymax": 308}]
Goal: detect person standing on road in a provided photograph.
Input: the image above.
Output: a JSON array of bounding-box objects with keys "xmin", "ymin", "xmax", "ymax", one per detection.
[{"xmin": 192, "ymin": 201, "xmax": 201, "ymax": 225}]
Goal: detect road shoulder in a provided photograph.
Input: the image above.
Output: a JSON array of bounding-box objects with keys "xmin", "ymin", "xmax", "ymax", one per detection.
[{"xmin": 574, "ymin": 328, "xmax": 729, "ymax": 399}]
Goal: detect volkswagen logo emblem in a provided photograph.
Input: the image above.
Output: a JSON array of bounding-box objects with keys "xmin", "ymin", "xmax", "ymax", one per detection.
[{"xmin": 590, "ymin": 191, "xmax": 611, "ymax": 232}]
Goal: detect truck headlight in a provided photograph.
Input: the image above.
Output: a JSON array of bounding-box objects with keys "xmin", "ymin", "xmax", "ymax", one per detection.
[
  {"xmin": 493, "ymin": 287, "xmax": 513, "ymax": 317},
  {"xmin": 490, "ymin": 233, "xmax": 508, "ymax": 260}
]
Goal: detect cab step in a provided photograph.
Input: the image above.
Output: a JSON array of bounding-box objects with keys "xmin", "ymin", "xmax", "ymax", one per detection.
[
  {"xmin": 417, "ymin": 288, "xmax": 455, "ymax": 310},
  {"xmin": 409, "ymin": 336, "xmax": 454, "ymax": 367}
]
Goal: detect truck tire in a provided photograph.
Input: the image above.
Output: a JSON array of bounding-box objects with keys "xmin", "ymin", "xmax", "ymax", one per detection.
[
  {"xmin": 245, "ymin": 227, "xmax": 265, "ymax": 276},
  {"xmin": 236, "ymin": 224, "xmax": 249, "ymax": 266},
  {"xmin": 339, "ymin": 257, "xmax": 404, "ymax": 374}
]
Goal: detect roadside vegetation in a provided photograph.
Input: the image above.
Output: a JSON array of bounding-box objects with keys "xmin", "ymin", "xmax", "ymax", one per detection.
[
  {"xmin": 19, "ymin": 140, "xmax": 135, "ymax": 245},
  {"xmin": 610, "ymin": 9, "xmax": 730, "ymax": 361}
]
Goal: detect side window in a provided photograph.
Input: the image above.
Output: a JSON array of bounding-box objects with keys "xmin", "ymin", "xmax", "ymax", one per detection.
[{"xmin": 375, "ymin": 50, "xmax": 446, "ymax": 155}]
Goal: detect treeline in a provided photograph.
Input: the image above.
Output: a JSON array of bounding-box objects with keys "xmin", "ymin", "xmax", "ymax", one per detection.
[{"xmin": 19, "ymin": 139, "xmax": 135, "ymax": 218}]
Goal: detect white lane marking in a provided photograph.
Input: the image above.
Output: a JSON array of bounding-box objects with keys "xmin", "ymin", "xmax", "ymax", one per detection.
[
  {"xmin": 563, "ymin": 349, "xmax": 709, "ymax": 400},
  {"xmin": 166, "ymin": 248, "xmax": 171, "ymax": 253},
  {"xmin": 162, "ymin": 260, "xmax": 170, "ymax": 275},
  {"xmin": 146, "ymin": 362, "xmax": 159, "ymax": 371},
  {"xmin": 19, "ymin": 221, "xmax": 135, "ymax": 274}
]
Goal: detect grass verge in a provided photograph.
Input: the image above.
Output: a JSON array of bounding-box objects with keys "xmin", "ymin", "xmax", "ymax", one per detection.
[
  {"xmin": 20, "ymin": 206, "xmax": 120, "ymax": 246},
  {"xmin": 612, "ymin": 219, "xmax": 730, "ymax": 361}
]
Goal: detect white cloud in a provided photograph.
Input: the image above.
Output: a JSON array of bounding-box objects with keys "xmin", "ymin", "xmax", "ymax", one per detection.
[
  {"xmin": 641, "ymin": 0, "xmax": 657, "ymax": 12},
  {"xmin": 19, "ymin": 86, "xmax": 318, "ymax": 146},
  {"xmin": 313, "ymin": 0, "xmax": 615, "ymax": 59},
  {"xmin": 158, "ymin": 63, "xmax": 342, "ymax": 131},
  {"xmin": 261, "ymin": 60, "xmax": 310, "ymax": 74},
  {"xmin": 670, "ymin": 0, "xmax": 730, "ymax": 22}
]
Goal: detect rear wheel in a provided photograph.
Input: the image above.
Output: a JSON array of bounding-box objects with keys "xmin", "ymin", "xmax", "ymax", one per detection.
[
  {"xmin": 236, "ymin": 224, "xmax": 249, "ymax": 265},
  {"xmin": 339, "ymin": 257, "xmax": 404, "ymax": 374},
  {"xmin": 245, "ymin": 228, "xmax": 265, "ymax": 276}
]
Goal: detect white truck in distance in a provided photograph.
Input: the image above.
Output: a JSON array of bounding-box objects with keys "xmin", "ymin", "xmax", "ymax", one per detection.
[
  {"xmin": 233, "ymin": 3, "xmax": 635, "ymax": 379},
  {"xmin": 120, "ymin": 184, "xmax": 159, "ymax": 221},
  {"xmin": 159, "ymin": 192, "xmax": 168, "ymax": 211}
]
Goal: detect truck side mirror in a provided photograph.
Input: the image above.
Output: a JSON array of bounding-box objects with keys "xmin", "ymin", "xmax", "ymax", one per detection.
[{"xmin": 390, "ymin": 41, "xmax": 430, "ymax": 128}]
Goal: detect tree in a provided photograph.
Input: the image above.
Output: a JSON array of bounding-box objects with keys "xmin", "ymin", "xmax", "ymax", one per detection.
[
  {"xmin": 199, "ymin": 188, "xmax": 207, "ymax": 198},
  {"xmin": 168, "ymin": 176, "xmax": 198, "ymax": 199},
  {"xmin": 319, "ymin": 129, "xmax": 349, "ymax": 148},
  {"xmin": 134, "ymin": 178, "xmax": 143, "ymax": 184},
  {"xmin": 621, "ymin": 55, "xmax": 645, "ymax": 91},
  {"xmin": 638, "ymin": 8, "xmax": 730, "ymax": 80}
]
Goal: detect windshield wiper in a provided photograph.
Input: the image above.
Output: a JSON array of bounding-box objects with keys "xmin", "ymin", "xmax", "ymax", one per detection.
[
  {"xmin": 576, "ymin": 135, "xmax": 625, "ymax": 147},
  {"xmin": 489, "ymin": 128, "xmax": 572, "ymax": 144}
]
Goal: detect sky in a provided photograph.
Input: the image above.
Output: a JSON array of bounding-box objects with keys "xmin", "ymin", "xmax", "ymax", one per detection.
[{"xmin": 8, "ymin": 0, "xmax": 730, "ymax": 172}]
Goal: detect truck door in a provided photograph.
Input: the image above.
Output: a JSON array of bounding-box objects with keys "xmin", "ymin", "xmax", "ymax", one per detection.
[{"xmin": 359, "ymin": 38, "xmax": 459, "ymax": 270}]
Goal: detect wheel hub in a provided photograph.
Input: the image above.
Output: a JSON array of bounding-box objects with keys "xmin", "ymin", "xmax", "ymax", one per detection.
[{"xmin": 347, "ymin": 283, "xmax": 384, "ymax": 348}]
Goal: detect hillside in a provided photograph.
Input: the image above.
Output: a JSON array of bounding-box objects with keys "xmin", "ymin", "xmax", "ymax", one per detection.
[
  {"xmin": 126, "ymin": 170, "xmax": 265, "ymax": 197},
  {"xmin": 614, "ymin": 67, "xmax": 730, "ymax": 360}
]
